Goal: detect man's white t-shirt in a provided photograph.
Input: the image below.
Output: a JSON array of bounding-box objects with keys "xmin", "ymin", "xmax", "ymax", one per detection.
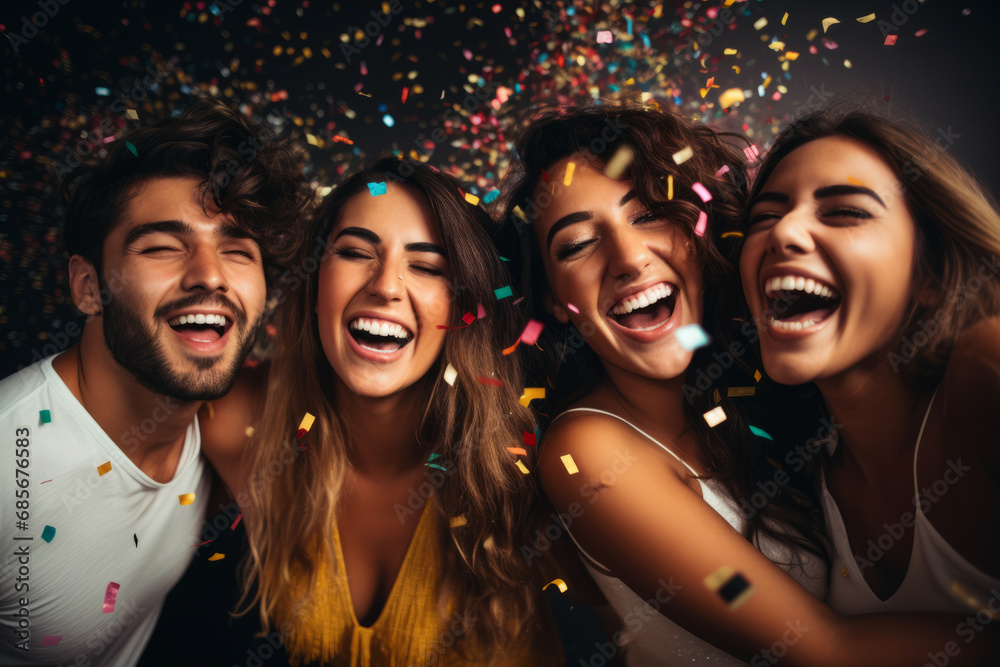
[{"xmin": 0, "ymin": 355, "xmax": 209, "ymax": 666}]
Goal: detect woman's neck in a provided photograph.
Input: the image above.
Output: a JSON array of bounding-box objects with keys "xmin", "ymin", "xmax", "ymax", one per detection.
[{"xmin": 334, "ymin": 380, "xmax": 426, "ymax": 476}]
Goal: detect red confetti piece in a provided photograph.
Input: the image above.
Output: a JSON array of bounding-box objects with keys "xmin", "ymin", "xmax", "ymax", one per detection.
[
  {"xmin": 476, "ymin": 377, "xmax": 503, "ymax": 386},
  {"xmin": 523, "ymin": 432, "xmax": 537, "ymax": 446},
  {"xmin": 884, "ymin": 34, "xmax": 898, "ymax": 45},
  {"xmin": 41, "ymin": 636, "xmax": 62, "ymax": 647},
  {"xmin": 401, "ymin": 86, "xmax": 409, "ymax": 103},
  {"xmin": 462, "ymin": 311, "xmax": 476, "ymax": 325},
  {"xmin": 103, "ymin": 582, "xmax": 120, "ymax": 613},
  {"xmin": 232, "ymin": 513, "xmax": 243, "ymax": 530}
]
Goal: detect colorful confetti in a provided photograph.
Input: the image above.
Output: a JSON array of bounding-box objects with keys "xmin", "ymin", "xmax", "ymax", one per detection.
[
  {"xmin": 672, "ymin": 146, "xmax": 694, "ymax": 165},
  {"xmin": 543, "ymin": 578, "xmax": 568, "ymax": 593},
  {"xmin": 560, "ymin": 454, "xmax": 579, "ymax": 475},
  {"xmin": 691, "ymin": 182, "xmax": 713, "ymax": 203},
  {"xmin": 41, "ymin": 525, "xmax": 56, "ymax": 543},
  {"xmin": 515, "ymin": 460, "xmax": 530, "ymax": 475},
  {"xmin": 39, "ymin": 409, "xmax": 51, "ymax": 423},
  {"xmin": 208, "ymin": 553, "xmax": 225, "ymax": 561},
  {"xmin": 748, "ymin": 425, "xmax": 774, "ymax": 440},
  {"xmin": 518, "ymin": 387, "xmax": 545, "ymax": 407},
  {"xmin": 97, "ymin": 461, "xmax": 112, "ymax": 477},
  {"xmin": 674, "ymin": 324, "xmax": 710, "ymax": 351},
  {"xmin": 178, "ymin": 492, "xmax": 196, "ymax": 506},
  {"xmin": 367, "ymin": 182, "xmax": 388, "ymax": 197},
  {"xmin": 704, "ymin": 566, "xmax": 755, "ymax": 610},
  {"xmin": 494, "ymin": 285, "xmax": 513, "ymax": 300},
  {"xmin": 103, "ymin": 582, "xmax": 120, "ymax": 613},
  {"xmin": 702, "ymin": 406, "xmax": 727, "ymax": 428},
  {"xmin": 450, "ymin": 515, "xmax": 467, "ymax": 528},
  {"xmin": 443, "ymin": 363, "xmax": 458, "ymax": 386},
  {"xmin": 519, "ymin": 319, "xmax": 544, "ymax": 345},
  {"xmin": 297, "ymin": 412, "xmax": 315, "ymax": 439}
]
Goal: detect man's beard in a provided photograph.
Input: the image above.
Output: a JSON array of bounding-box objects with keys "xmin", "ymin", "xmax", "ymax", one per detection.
[{"xmin": 101, "ymin": 288, "xmax": 262, "ymax": 401}]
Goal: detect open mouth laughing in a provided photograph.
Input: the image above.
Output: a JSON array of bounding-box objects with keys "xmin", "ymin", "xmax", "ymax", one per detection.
[
  {"xmin": 607, "ymin": 282, "xmax": 678, "ymax": 332},
  {"xmin": 348, "ymin": 317, "xmax": 414, "ymax": 354},
  {"xmin": 762, "ymin": 274, "xmax": 842, "ymax": 332},
  {"xmin": 167, "ymin": 312, "xmax": 233, "ymax": 344}
]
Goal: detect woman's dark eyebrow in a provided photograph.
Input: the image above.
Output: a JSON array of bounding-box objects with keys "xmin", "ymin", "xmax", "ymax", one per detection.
[
  {"xmin": 405, "ymin": 241, "xmax": 446, "ymax": 257},
  {"xmin": 814, "ymin": 184, "xmax": 886, "ymax": 207},
  {"xmin": 545, "ymin": 189, "xmax": 638, "ymax": 251},
  {"xmin": 333, "ymin": 226, "xmax": 381, "ymax": 244}
]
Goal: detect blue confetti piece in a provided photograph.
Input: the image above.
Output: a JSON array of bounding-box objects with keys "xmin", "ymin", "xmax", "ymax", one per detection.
[
  {"xmin": 749, "ymin": 425, "xmax": 774, "ymax": 441},
  {"xmin": 95, "ymin": 87, "xmax": 110, "ymax": 97},
  {"xmin": 494, "ymin": 285, "xmax": 513, "ymax": 300},
  {"xmin": 382, "ymin": 114, "xmax": 395, "ymax": 127},
  {"xmin": 41, "ymin": 526, "xmax": 56, "ymax": 543},
  {"xmin": 367, "ymin": 181, "xmax": 387, "ymax": 197},
  {"xmin": 674, "ymin": 324, "xmax": 710, "ymax": 351},
  {"xmin": 484, "ymin": 189, "xmax": 500, "ymax": 204}
]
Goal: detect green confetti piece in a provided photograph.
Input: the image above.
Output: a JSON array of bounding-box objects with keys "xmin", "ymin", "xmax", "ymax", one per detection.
[
  {"xmin": 125, "ymin": 141, "xmax": 138, "ymax": 157},
  {"xmin": 494, "ymin": 285, "xmax": 513, "ymax": 300},
  {"xmin": 498, "ymin": 256, "xmax": 510, "ymax": 262},
  {"xmin": 41, "ymin": 526, "xmax": 56, "ymax": 543},
  {"xmin": 748, "ymin": 425, "xmax": 774, "ymax": 440},
  {"xmin": 39, "ymin": 409, "xmax": 51, "ymax": 423}
]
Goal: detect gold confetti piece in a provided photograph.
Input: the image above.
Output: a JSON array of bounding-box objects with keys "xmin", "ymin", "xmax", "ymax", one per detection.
[
  {"xmin": 125, "ymin": 109, "xmax": 139, "ymax": 120},
  {"xmin": 844, "ymin": 59, "xmax": 852, "ymax": 69},
  {"xmin": 560, "ymin": 454, "xmax": 580, "ymax": 475},
  {"xmin": 672, "ymin": 146, "xmax": 693, "ymax": 165},
  {"xmin": 464, "ymin": 192, "xmax": 480, "ymax": 206},
  {"xmin": 841, "ymin": 567, "xmax": 849, "ymax": 577},
  {"xmin": 563, "ymin": 161, "xmax": 576, "ymax": 186},
  {"xmin": 703, "ymin": 406, "xmax": 727, "ymax": 428},
  {"xmin": 543, "ymin": 578, "xmax": 568, "ymax": 593},
  {"xmin": 847, "ymin": 174, "xmax": 867, "ymax": 186},
  {"xmin": 712, "ymin": 388, "xmax": 721, "ymax": 405},
  {"xmin": 518, "ymin": 387, "xmax": 546, "ymax": 407},
  {"xmin": 443, "ymin": 363, "xmax": 458, "ymax": 386},
  {"xmin": 483, "ymin": 536, "xmax": 496, "ymax": 550},
  {"xmin": 754, "ymin": 369, "xmax": 762, "ymax": 383},
  {"xmin": 721, "ymin": 231, "xmax": 744, "ymax": 239},
  {"xmin": 603, "ymin": 145, "xmax": 633, "ymax": 179},
  {"xmin": 718, "ymin": 88, "xmax": 745, "ymax": 109},
  {"xmin": 178, "ymin": 493, "xmax": 196, "ymax": 506},
  {"xmin": 298, "ymin": 413, "xmax": 316, "ymax": 432},
  {"xmin": 785, "ymin": 51, "xmax": 800, "ymax": 61},
  {"xmin": 208, "ymin": 553, "xmax": 225, "ymax": 561},
  {"xmin": 727, "ymin": 387, "xmax": 756, "ymax": 397},
  {"xmin": 515, "ymin": 460, "xmax": 530, "ymax": 475},
  {"xmin": 856, "ymin": 13, "xmax": 876, "ymax": 23},
  {"xmin": 450, "ymin": 515, "xmax": 467, "ymax": 528},
  {"xmin": 723, "ymin": 48, "xmax": 738, "ymax": 55},
  {"xmin": 753, "ymin": 17, "xmax": 768, "ymax": 30},
  {"xmin": 667, "ymin": 174, "xmax": 674, "ymax": 200},
  {"xmin": 97, "ymin": 461, "xmax": 112, "ymax": 476},
  {"xmin": 244, "ymin": 426, "xmax": 254, "ymax": 438},
  {"xmin": 806, "ymin": 28, "xmax": 820, "ymax": 41},
  {"xmin": 822, "ymin": 17, "xmax": 840, "ymax": 33},
  {"xmin": 781, "ymin": 12, "xmax": 788, "ymax": 25}
]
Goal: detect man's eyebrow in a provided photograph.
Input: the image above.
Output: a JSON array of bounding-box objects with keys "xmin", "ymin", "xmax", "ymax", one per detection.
[
  {"xmin": 814, "ymin": 184, "xmax": 886, "ymax": 207},
  {"xmin": 749, "ymin": 192, "xmax": 790, "ymax": 208},
  {"xmin": 217, "ymin": 222, "xmax": 256, "ymax": 241},
  {"xmin": 123, "ymin": 220, "xmax": 195, "ymax": 247},
  {"xmin": 546, "ymin": 211, "xmax": 592, "ymax": 251},
  {"xmin": 332, "ymin": 226, "xmax": 381, "ymax": 244},
  {"xmin": 404, "ymin": 241, "xmax": 446, "ymax": 257}
]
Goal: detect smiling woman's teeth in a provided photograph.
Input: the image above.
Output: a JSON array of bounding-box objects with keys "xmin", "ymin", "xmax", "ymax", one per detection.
[
  {"xmin": 349, "ymin": 318, "xmax": 409, "ymax": 339},
  {"xmin": 769, "ymin": 317, "xmax": 818, "ymax": 331},
  {"xmin": 764, "ymin": 275, "xmax": 836, "ymax": 299},
  {"xmin": 611, "ymin": 283, "xmax": 673, "ymax": 315}
]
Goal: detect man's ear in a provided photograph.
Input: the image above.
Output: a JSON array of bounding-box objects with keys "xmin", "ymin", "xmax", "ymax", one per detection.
[
  {"xmin": 68, "ymin": 255, "xmax": 103, "ymax": 316},
  {"xmin": 544, "ymin": 292, "xmax": 570, "ymax": 324}
]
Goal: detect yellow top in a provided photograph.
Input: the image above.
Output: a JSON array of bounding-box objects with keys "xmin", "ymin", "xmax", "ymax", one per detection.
[{"xmin": 276, "ymin": 505, "xmax": 562, "ymax": 667}]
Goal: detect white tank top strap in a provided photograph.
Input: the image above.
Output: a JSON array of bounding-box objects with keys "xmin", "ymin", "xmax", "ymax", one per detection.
[
  {"xmin": 912, "ymin": 387, "xmax": 939, "ymax": 498},
  {"xmin": 554, "ymin": 407, "xmax": 700, "ymax": 476}
]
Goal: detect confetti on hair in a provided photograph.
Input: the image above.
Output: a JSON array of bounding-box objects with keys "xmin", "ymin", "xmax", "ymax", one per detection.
[
  {"xmin": 426, "ymin": 453, "xmax": 448, "ymax": 472},
  {"xmin": 477, "ymin": 377, "xmax": 504, "ymax": 387},
  {"xmin": 822, "ymin": 17, "xmax": 841, "ymax": 33},
  {"xmin": 179, "ymin": 493, "xmax": 197, "ymax": 506},
  {"xmin": 40, "ymin": 409, "xmax": 51, "ymax": 423},
  {"xmin": 41, "ymin": 636, "xmax": 62, "ymax": 647},
  {"xmin": 714, "ymin": 165, "xmax": 730, "ymax": 178},
  {"xmin": 443, "ymin": 364, "xmax": 458, "ymax": 386},
  {"xmin": 208, "ymin": 553, "xmax": 225, "ymax": 561},
  {"xmin": 567, "ymin": 303, "xmax": 580, "ymax": 314},
  {"xmin": 563, "ymin": 161, "xmax": 576, "ymax": 186},
  {"xmin": 748, "ymin": 425, "xmax": 774, "ymax": 440},
  {"xmin": 857, "ymin": 13, "xmax": 876, "ymax": 23},
  {"xmin": 520, "ymin": 319, "xmax": 544, "ymax": 345},
  {"xmin": 484, "ymin": 189, "xmax": 500, "ymax": 204},
  {"xmin": 604, "ymin": 145, "xmax": 634, "ymax": 179},
  {"xmin": 704, "ymin": 566, "xmax": 755, "ymax": 610},
  {"xmin": 743, "ymin": 145, "xmax": 759, "ymax": 162},
  {"xmin": 450, "ymin": 515, "xmax": 467, "ymax": 528},
  {"xmin": 523, "ymin": 431, "xmax": 537, "ymax": 446},
  {"xmin": 674, "ymin": 324, "xmax": 710, "ymax": 351},
  {"xmin": 502, "ymin": 341, "xmax": 519, "ymax": 355},
  {"xmin": 519, "ymin": 387, "xmax": 545, "ymax": 407},
  {"xmin": 507, "ymin": 447, "xmax": 528, "ymax": 457},
  {"xmin": 721, "ymin": 231, "xmax": 744, "ymax": 239},
  {"xmin": 544, "ymin": 578, "xmax": 568, "ymax": 593},
  {"xmin": 298, "ymin": 412, "xmax": 315, "ymax": 439},
  {"xmin": 515, "ymin": 460, "xmax": 530, "ymax": 475},
  {"xmin": 97, "ymin": 461, "xmax": 112, "ymax": 477},
  {"xmin": 692, "ymin": 182, "xmax": 713, "ymax": 203},
  {"xmin": 703, "ymin": 406, "xmax": 727, "ymax": 428},
  {"xmin": 462, "ymin": 312, "xmax": 476, "ymax": 326},
  {"xmin": 884, "ymin": 34, "xmax": 898, "ymax": 46},
  {"xmin": 103, "ymin": 582, "xmax": 120, "ymax": 613},
  {"xmin": 727, "ymin": 387, "xmax": 756, "ymax": 397},
  {"xmin": 494, "ymin": 285, "xmax": 513, "ymax": 300},
  {"xmin": 596, "ymin": 30, "xmax": 613, "ymax": 44},
  {"xmin": 367, "ymin": 181, "xmax": 387, "ymax": 197},
  {"xmin": 560, "ymin": 454, "xmax": 580, "ymax": 475},
  {"xmin": 125, "ymin": 141, "xmax": 138, "ymax": 157},
  {"xmin": 713, "ymin": 388, "xmax": 721, "ymax": 405},
  {"xmin": 464, "ymin": 192, "xmax": 480, "ymax": 206},
  {"xmin": 41, "ymin": 525, "xmax": 56, "ymax": 543},
  {"xmin": 695, "ymin": 211, "xmax": 708, "ymax": 237},
  {"xmin": 667, "ymin": 174, "xmax": 674, "ymax": 200},
  {"xmin": 512, "ymin": 296, "xmax": 525, "ymax": 306},
  {"xmin": 672, "ymin": 146, "xmax": 694, "ymax": 165}
]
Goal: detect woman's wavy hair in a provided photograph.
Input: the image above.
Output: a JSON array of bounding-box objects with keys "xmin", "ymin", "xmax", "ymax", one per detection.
[
  {"xmin": 61, "ymin": 97, "xmax": 312, "ymax": 277},
  {"xmin": 736, "ymin": 106, "xmax": 1000, "ymax": 387},
  {"xmin": 497, "ymin": 97, "xmax": 828, "ymax": 562},
  {"xmin": 240, "ymin": 156, "xmax": 540, "ymax": 659}
]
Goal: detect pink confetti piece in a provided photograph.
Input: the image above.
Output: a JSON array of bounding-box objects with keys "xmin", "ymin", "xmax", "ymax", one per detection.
[
  {"xmin": 477, "ymin": 303, "xmax": 486, "ymax": 319},
  {"xmin": 512, "ymin": 296, "xmax": 525, "ymax": 305},
  {"xmin": 103, "ymin": 582, "xmax": 120, "ymax": 613},
  {"xmin": 914, "ymin": 28, "xmax": 927, "ymax": 36},
  {"xmin": 41, "ymin": 635, "xmax": 62, "ymax": 647},
  {"xmin": 691, "ymin": 182, "xmax": 713, "ymax": 203},
  {"xmin": 695, "ymin": 211, "xmax": 708, "ymax": 237},
  {"xmin": 520, "ymin": 319, "xmax": 544, "ymax": 345},
  {"xmin": 714, "ymin": 165, "xmax": 730, "ymax": 177},
  {"xmin": 596, "ymin": 30, "xmax": 613, "ymax": 43},
  {"xmin": 743, "ymin": 145, "xmax": 759, "ymax": 162},
  {"xmin": 567, "ymin": 303, "xmax": 580, "ymax": 314}
]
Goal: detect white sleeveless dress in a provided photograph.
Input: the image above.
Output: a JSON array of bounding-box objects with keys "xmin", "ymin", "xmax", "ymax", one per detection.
[{"xmin": 552, "ymin": 408, "xmax": 828, "ymax": 666}]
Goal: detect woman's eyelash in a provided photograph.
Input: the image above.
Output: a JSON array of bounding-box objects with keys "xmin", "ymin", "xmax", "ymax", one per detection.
[
  {"xmin": 555, "ymin": 239, "xmax": 595, "ymax": 260},
  {"xmin": 412, "ymin": 265, "xmax": 445, "ymax": 277},
  {"xmin": 824, "ymin": 207, "xmax": 871, "ymax": 219},
  {"xmin": 334, "ymin": 248, "xmax": 370, "ymax": 259}
]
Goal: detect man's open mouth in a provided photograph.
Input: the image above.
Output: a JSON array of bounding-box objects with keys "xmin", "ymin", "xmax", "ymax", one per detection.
[
  {"xmin": 167, "ymin": 313, "xmax": 231, "ymax": 343},
  {"xmin": 607, "ymin": 282, "xmax": 678, "ymax": 332},
  {"xmin": 348, "ymin": 317, "xmax": 414, "ymax": 353},
  {"xmin": 763, "ymin": 275, "xmax": 842, "ymax": 331}
]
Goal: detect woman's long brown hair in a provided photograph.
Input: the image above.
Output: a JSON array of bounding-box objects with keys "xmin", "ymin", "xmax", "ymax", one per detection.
[{"xmin": 239, "ymin": 156, "xmax": 540, "ymax": 658}]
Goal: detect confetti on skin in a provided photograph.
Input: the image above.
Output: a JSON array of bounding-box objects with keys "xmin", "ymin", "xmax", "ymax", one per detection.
[
  {"xmin": 41, "ymin": 636, "xmax": 62, "ymax": 647},
  {"xmin": 494, "ymin": 285, "xmax": 513, "ymax": 300},
  {"xmin": 563, "ymin": 161, "xmax": 576, "ymax": 186},
  {"xmin": 667, "ymin": 175, "xmax": 673, "ymax": 200},
  {"xmin": 694, "ymin": 211, "xmax": 708, "ymax": 237},
  {"xmin": 178, "ymin": 492, "xmax": 196, "ymax": 506},
  {"xmin": 245, "ymin": 426, "xmax": 254, "ymax": 438},
  {"xmin": 523, "ymin": 431, "xmax": 537, "ymax": 446},
  {"xmin": 672, "ymin": 146, "xmax": 694, "ymax": 165},
  {"xmin": 450, "ymin": 515, "xmax": 467, "ymax": 528},
  {"xmin": 822, "ymin": 17, "xmax": 841, "ymax": 33},
  {"xmin": 884, "ymin": 34, "xmax": 898, "ymax": 46},
  {"xmin": 560, "ymin": 454, "xmax": 579, "ymax": 475},
  {"xmin": 41, "ymin": 526, "xmax": 55, "ymax": 543},
  {"xmin": 103, "ymin": 582, "xmax": 120, "ymax": 613},
  {"xmin": 298, "ymin": 412, "xmax": 315, "ymax": 439},
  {"xmin": 604, "ymin": 145, "xmax": 634, "ymax": 179},
  {"xmin": 857, "ymin": 13, "xmax": 876, "ymax": 23},
  {"xmin": 721, "ymin": 231, "xmax": 744, "ymax": 239},
  {"xmin": 97, "ymin": 461, "xmax": 112, "ymax": 477},
  {"xmin": 208, "ymin": 553, "xmax": 225, "ymax": 561},
  {"xmin": 703, "ymin": 406, "xmax": 727, "ymax": 428},
  {"xmin": 231, "ymin": 514, "xmax": 242, "ymax": 530},
  {"xmin": 464, "ymin": 192, "xmax": 480, "ymax": 206},
  {"xmin": 367, "ymin": 182, "xmax": 387, "ymax": 197},
  {"xmin": 544, "ymin": 578, "xmax": 568, "ymax": 593},
  {"xmin": 704, "ymin": 566, "xmax": 756, "ymax": 610},
  {"xmin": 483, "ymin": 189, "xmax": 500, "ymax": 204},
  {"xmin": 748, "ymin": 425, "xmax": 774, "ymax": 440},
  {"xmin": 515, "ymin": 460, "xmax": 530, "ymax": 475},
  {"xmin": 39, "ymin": 409, "xmax": 51, "ymax": 423},
  {"xmin": 727, "ymin": 387, "xmax": 756, "ymax": 397},
  {"xmin": 125, "ymin": 141, "xmax": 138, "ymax": 157},
  {"xmin": 596, "ymin": 30, "xmax": 613, "ymax": 44},
  {"xmin": 567, "ymin": 303, "xmax": 579, "ymax": 314},
  {"xmin": 691, "ymin": 182, "xmax": 713, "ymax": 203},
  {"xmin": 520, "ymin": 320, "xmax": 544, "ymax": 345},
  {"xmin": 519, "ymin": 387, "xmax": 545, "ymax": 407},
  {"xmin": 477, "ymin": 377, "xmax": 504, "ymax": 387},
  {"xmin": 754, "ymin": 369, "xmax": 762, "ymax": 383},
  {"xmin": 675, "ymin": 324, "xmax": 710, "ymax": 350},
  {"xmin": 443, "ymin": 364, "xmax": 458, "ymax": 386}
]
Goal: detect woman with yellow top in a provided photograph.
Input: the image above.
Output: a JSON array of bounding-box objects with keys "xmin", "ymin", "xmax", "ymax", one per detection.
[{"xmin": 199, "ymin": 157, "xmax": 561, "ymax": 666}]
